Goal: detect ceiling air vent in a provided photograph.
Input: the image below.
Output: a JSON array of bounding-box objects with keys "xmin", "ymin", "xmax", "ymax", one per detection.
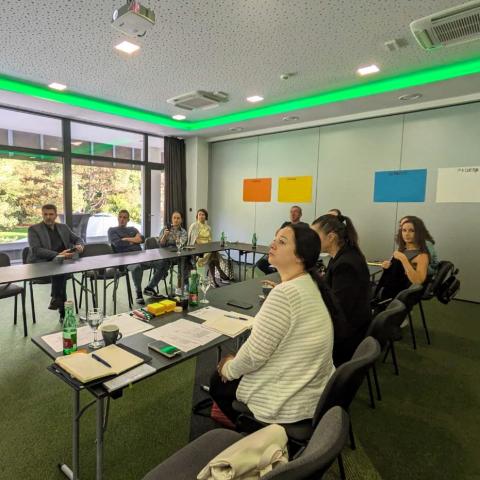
[
  {"xmin": 410, "ymin": 0, "xmax": 480, "ymax": 50},
  {"xmin": 167, "ymin": 91, "xmax": 229, "ymax": 111}
]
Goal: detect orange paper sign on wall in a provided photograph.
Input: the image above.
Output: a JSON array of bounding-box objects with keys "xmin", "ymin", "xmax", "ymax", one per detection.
[{"xmin": 243, "ymin": 178, "xmax": 272, "ymax": 202}]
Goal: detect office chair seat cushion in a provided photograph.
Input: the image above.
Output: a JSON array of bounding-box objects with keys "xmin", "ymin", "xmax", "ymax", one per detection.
[
  {"xmin": 0, "ymin": 283, "xmax": 24, "ymax": 299},
  {"xmin": 85, "ymin": 268, "xmax": 126, "ymax": 279},
  {"xmin": 233, "ymin": 401, "xmax": 313, "ymax": 443},
  {"xmin": 142, "ymin": 429, "xmax": 243, "ymax": 480}
]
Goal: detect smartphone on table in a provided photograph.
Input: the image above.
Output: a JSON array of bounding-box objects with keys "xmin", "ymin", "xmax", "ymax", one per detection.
[{"xmin": 148, "ymin": 341, "xmax": 181, "ymax": 358}]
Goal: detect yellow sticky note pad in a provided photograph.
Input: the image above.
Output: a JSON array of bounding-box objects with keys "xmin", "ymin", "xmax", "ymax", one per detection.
[{"xmin": 278, "ymin": 176, "xmax": 312, "ymax": 203}]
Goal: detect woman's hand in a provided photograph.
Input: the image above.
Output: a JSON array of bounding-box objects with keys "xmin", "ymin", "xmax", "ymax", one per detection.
[
  {"xmin": 262, "ymin": 280, "xmax": 277, "ymax": 288},
  {"xmin": 217, "ymin": 354, "xmax": 235, "ymax": 382},
  {"xmin": 392, "ymin": 251, "xmax": 408, "ymax": 264},
  {"xmin": 381, "ymin": 260, "xmax": 391, "ymax": 269}
]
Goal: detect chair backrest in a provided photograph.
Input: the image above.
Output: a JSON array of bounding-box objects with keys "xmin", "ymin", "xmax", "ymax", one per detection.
[
  {"xmin": 435, "ymin": 261, "xmax": 460, "ymax": 304},
  {"xmin": 0, "ymin": 252, "xmax": 11, "ymax": 268},
  {"xmin": 145, "ymin": 237, "xmax": 159, "ymax": 250},
  {"xmin": 313, "ymin": 337, "xmax": 381, "ymax": 426},
  {"xmin": 263, "ymin": 407, "xmax": 349, "ymax": 480},
  {"xmin": 395, "ymin": 284, "xmax": 424, "ymax": 312},
  {"xmin": 22, "ymin": 246, "xmax": 29, "ymax": 264},
  {"xmin": 423, "ymin": 260, "xmax": 454, "ymax": 299},
  {"xmin": 82, "ymin": 243, "xmax": 112, "ymax": 257},
  {"xmin": 366, "ymin": 299, "xmax": 407, "ymax": 348}
]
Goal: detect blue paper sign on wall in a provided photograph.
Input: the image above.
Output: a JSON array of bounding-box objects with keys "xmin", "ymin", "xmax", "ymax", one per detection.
[{"xmin": 374, "ymin": 169, "xmax": 427, "ymax": 203}]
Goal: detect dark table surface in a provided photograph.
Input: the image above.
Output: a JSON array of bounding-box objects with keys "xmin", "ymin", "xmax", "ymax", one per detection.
[{"xmin": 0, "ymin": 242, "xmax": 225, "ymax": 285}]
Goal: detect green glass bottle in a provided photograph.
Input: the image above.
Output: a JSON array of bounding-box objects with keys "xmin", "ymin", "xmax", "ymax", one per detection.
[
  {"xmin": 189, "ymin": 272, "xmax": 199, "ymax": 307},
  {"xmin": 62, "ymin": 301, "xmax": 77, "ymax": 355},
  {"xmin": 252, "ymin": 232, "xmax": 257, "ymax": 249},
  {"xmin": 220, "ymin": 231, "xmax": 225, "ymax": 247}
]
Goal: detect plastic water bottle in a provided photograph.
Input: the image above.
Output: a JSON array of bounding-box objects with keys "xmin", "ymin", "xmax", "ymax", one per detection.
[
  {"xmin": 62, "ymin": 301, "xmax": 77, "ymax": 355},
  {"xmin": 252, "ymin": 233, "xmax": 257, "ymax": 249}
]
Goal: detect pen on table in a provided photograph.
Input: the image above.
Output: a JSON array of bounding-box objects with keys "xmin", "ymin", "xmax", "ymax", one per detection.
[
  {"xmin": 225, "ymin": 314, "xmax": 249, "ymax": 321},
  {"xmin": 92, "ymin": 353, "xmax": 112, "ymax": 368}
]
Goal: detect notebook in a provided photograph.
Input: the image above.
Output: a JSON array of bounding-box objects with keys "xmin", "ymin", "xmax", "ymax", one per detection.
[
  {"xmin": 202, "ymin": 313, "xmax": 255, "ymax": 338},
  {"xmin": 54, "ymin": 344, "xmax": 144, "ymax": 383}
]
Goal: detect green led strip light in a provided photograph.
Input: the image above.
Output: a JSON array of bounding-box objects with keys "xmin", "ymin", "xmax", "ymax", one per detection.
[{"xmin": 1, "ymin": 57, "xmax": 480, "ymax": 131}]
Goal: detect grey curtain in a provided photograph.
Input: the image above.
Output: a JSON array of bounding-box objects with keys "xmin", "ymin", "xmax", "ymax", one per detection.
[{"xmin": 164, "ymin": 136, "xmax": 186, "ymax": 224}]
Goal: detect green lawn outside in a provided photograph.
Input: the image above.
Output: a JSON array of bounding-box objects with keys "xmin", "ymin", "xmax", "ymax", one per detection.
[{"xmin": 0, "ymin": 226, "xmax": 28, "ymax": 243}]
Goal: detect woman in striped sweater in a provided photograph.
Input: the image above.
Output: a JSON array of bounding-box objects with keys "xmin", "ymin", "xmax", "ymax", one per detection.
[{"xmin": 210, "ymin": 224, "xmax": 335, "ymax": 424}]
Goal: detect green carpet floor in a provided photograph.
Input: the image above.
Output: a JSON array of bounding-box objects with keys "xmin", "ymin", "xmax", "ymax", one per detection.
[{"xmin": 0, "ymin": 273, "xmax": 479, "ymax": 479}]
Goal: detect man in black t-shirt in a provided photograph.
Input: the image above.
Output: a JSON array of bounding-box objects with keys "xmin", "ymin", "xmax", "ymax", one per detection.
[{"xmin": 255, "ymin": 206, "xmax": 308, "ymax": 275}]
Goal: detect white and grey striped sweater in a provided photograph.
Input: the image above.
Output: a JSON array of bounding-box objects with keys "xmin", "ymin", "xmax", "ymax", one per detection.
[{"xmin": 222, "ymin": 274, "xmax": 335, "ymax": 424}]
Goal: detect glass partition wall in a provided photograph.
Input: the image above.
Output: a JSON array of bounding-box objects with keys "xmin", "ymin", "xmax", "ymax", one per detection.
[{"xmin": 0, "ymin": 106, "xmax": 164, "ymax": 262}]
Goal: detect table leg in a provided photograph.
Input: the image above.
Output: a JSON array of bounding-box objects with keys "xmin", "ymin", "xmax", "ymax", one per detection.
[
  {"xmin": 238, "ymin": 252, "xmax": 242, "ymax": 281},
  {"xmin": 96, "ymin": 397, "xmax": 105, "ymax": 480},
  {"xmin": 58, "ymin": 389, "xmax": 80, "ymax": 479},
  {"xmin": 179, "ymin": 257, "xmax": 185, "ymax": 293},
  {"xmin": 251, "ymin": 252, "xmax": 256, "ymax": 279}
]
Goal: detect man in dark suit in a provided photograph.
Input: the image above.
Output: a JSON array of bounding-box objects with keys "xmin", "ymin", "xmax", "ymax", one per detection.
[
  {"xmin": 255, "ymin": 205, "xmax": 309, "ymax": 274},
  {"xmin": 28, "ymin": 204, "xmax": 84, "ymax": 316}
]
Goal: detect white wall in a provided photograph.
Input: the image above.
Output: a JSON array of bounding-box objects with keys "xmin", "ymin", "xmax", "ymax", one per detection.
[{"xmin": 208, "ymin": 102, "xmax": 480, "ymax": 302}]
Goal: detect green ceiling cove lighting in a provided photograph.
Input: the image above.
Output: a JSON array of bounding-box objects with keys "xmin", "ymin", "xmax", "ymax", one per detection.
[{"xmin": 1, "ymin": 57, "xmax": 480, "ymax": 131}]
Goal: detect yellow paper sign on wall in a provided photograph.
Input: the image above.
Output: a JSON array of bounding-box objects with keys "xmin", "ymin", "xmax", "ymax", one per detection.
[{"xmin": 278, "ymin": 176, "xmax": 313, "ymax": 203}]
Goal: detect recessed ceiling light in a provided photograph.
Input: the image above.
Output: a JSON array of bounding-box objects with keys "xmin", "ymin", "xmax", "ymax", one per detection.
[
  {"xmin": 48, "ymin": 147, "xmax": 59, "ymax": 151},
  {"xmin": 71, "ymin": 141, "xmax": 83, "ymax": 146},
  {"xmin": 357, "ymin": 64, "xmax": 380, "ymax": 76},
  {"xmin": 246, "ymin": 95, "xmax": 264, "ymax": 103},
  {"xmin": 48, "ymin": 82, "xmax": 67, "ymax": 91},
  {"xmin": 282, "ymin": 116, "xmax": 300, "ymax": 122},
  {"xmin": 172, "ymin": 114, "xmax": 186, "ymax": 120},
  {"xmin": 115, "ymin": 41, "xmax": 140, "ymax": 54},
  {"xmin": 398, "ymin": 93, "xmax": 423, "ymax": 101},
  {"xmin": 229, "ymin": 127, "xmax": 243, "ymax": 132}
]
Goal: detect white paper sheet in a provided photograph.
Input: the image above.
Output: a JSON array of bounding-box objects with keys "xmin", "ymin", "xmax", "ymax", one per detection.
[
  {"xmin": 143, "ymin": 319, "xmax": 222, "ymax": 352},
  {"xmin": 436, "ymin": 166, "xmax": 480, "ymax": 203},
  {"xmin": 41, "ymin": 313, "xmax": 153, "ymax": 353},
  {"xmin": 190, "ymin": 307, "xmax": 255, "ymax": 337},
  {"xmin": 188, "ymin": 306, "xmax": 230, "ymax": 321}
]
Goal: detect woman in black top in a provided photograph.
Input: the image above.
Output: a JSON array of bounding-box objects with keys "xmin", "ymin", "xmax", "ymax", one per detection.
[{"xmin": 311, "ymin": 214, "xmax": 371, "ymax": 365}]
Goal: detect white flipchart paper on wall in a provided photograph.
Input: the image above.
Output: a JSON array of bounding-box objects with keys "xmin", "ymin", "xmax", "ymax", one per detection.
[{"xmin": 436, "ymin": 166, "xmax": 480, "ymax": 203}]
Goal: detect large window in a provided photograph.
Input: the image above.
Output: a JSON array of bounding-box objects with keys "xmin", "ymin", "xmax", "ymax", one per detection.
[
  {"xmin": 71, "ymin": 123, "xmax": 144, "ymax": 161},
  {"xmin": 0, "ymin": 107, "xmax": 63, "ymax": 151},
  {"xmin": 72, "ymin": 159, "xmax": 143, "ymax": 243},
  {"xmin": 0, "ymin": 108, "xmax": 164, "ymax": 262},
  {"xmin": 0, "ymin": 150, "xmax": 64, "ymax": 261}
]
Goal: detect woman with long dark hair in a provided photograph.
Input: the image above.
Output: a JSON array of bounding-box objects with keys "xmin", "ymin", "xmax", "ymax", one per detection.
[
  {"xmin": 377, "ymin": 216, "xmax": 429, "ymax": 301},
  {"xmin": 311, "ymin": 213, "xmax": 371, "ymax": 365},
  {"xmin": 210, "ymin": 224, "xmax": 334, "ymax": 424},
  {"xmin": 399, "ymin": 215, "xmax": 438, "ymax": 274}
]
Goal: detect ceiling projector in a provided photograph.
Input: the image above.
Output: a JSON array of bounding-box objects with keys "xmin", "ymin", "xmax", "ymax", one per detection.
[{"xmin": 112, "ymin": 1, "xmax": 155, "ymax": 37}]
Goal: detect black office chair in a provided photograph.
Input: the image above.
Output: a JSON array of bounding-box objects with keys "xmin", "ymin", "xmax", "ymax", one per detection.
[
  {"xmin": 144, "ymin": 236, "xmax": 170, "ymax": 296},
  {"xmin": 141, "ymin": 406, "xmax": 349, "ymax": 480},
  {"xmin": 234, "ymin": 337, "xmax": 381, "ymax": 479},
  {"xmin": 416, "ymin": 260, "xmax": 459, "ymax": 346},
  {"xmin": 0, "ymin": 253, "xmax": 28, "ymax": 336},
  {"xmin": 395, "ymin": 284, "xmax": 424, "ymax": 350},
  {"xmin": 22, "ymin": 247, "xmax": 78, "ymax": 324},
  {"xmin": 365, "ymin": 299, "xmax": 408, "ymax": 403},
  {"xmin": 79, "ymin": 243, "xmax": 132, "ymax": 314}
]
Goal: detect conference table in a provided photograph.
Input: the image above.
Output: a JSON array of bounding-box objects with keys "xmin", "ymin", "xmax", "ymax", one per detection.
[{"xmin": 0, "ymin": 241, "xmax": 268, "ymax": 336}]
